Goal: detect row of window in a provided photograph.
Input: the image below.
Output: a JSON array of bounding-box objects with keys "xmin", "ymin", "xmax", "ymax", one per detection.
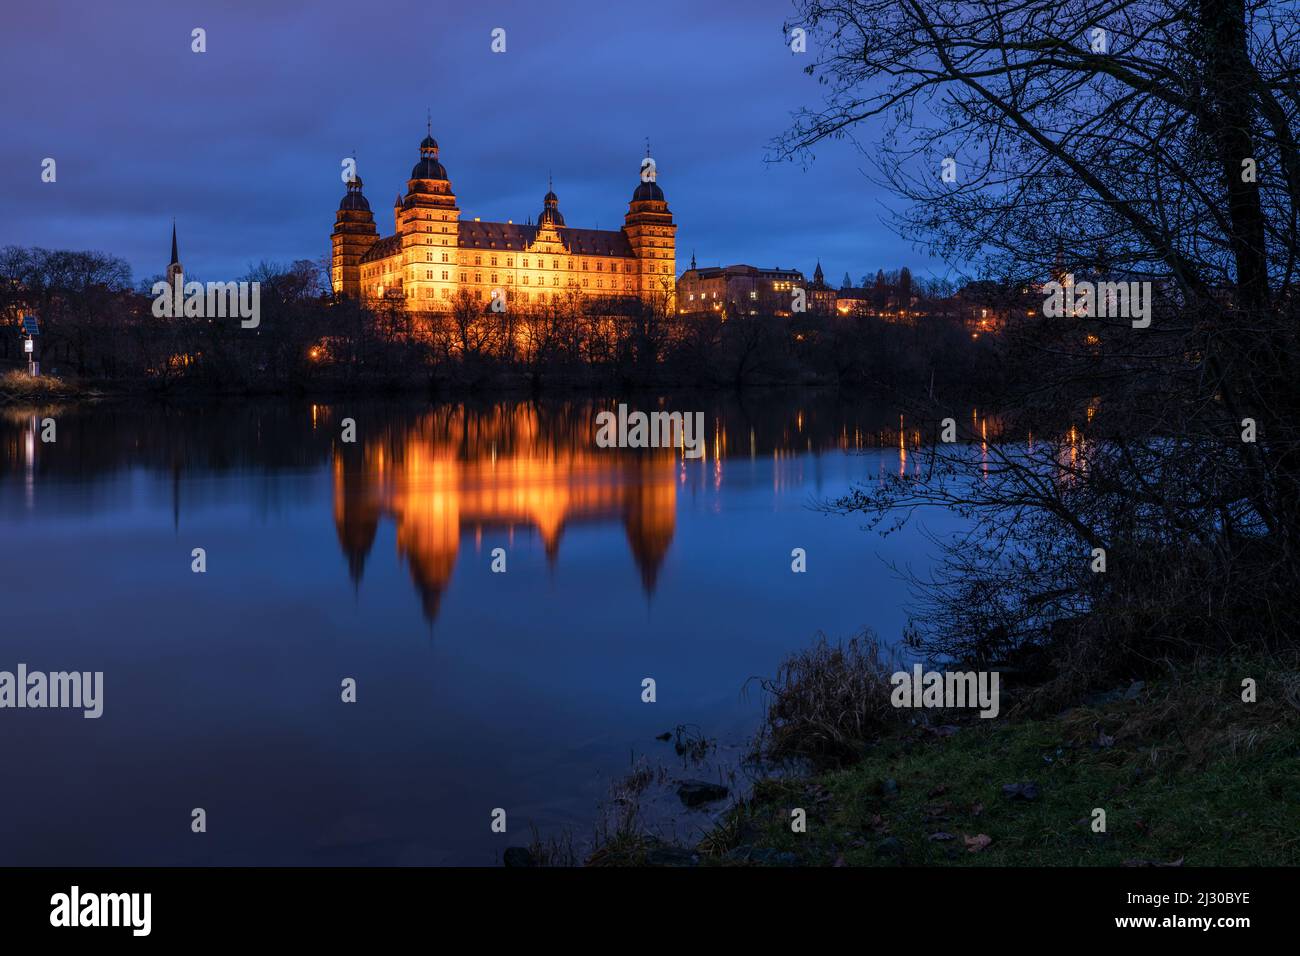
[
  {"xmin": 399, "ymin": 285, "xmax": 642, "ymax": 301},
  {"xmin": 370, "ymin": 257, "xmax": 670, "ymax": 276}
]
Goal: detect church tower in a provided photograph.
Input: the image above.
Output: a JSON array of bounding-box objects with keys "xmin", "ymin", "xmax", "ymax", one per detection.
[
  {"xmin": 397, "ymin": 125, "xmax": 461, "ymax": 309},
  {"xmin": 623, "ymin": 148, "xmax": 676, "ymax": 305},
  {"xmin": 331, "ymin": 173, "xmax": 378, "ymax": 298},
  {"xmin": 166, "ymin": 221, "xmax": 183, "ymax": 288}
]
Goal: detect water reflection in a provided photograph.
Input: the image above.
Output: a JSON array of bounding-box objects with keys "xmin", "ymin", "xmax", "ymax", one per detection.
[
  {"xmin": 0, "ymin": 392, "xmax": 1006, "ymax": 865},
  {"xmin": 332, "ymin": 407, "xmax": 678, "ymax": 619},
  {"xmin": 0, "ymin": 394, "xmax": 1001, "ymax": 623}
]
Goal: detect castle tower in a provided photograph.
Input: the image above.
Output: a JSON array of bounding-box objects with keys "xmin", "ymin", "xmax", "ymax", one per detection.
[
  {"xmin": 397, "ymin": 126, "xmax": 460, "ymax": 309},
  {"xmin": 166, "ymin": 221, "xmax": 183, "ymax": 288},
  {"xmin": 331, "ymin": 173, "xmax": 378, "ymax": 298},
  {"xmin": 623, "ymin": 148, "xmax": 676, "ymax": 305},
  {"xmin": 538, "ymin": 178, "xmax": 565, "ymax": 227}
]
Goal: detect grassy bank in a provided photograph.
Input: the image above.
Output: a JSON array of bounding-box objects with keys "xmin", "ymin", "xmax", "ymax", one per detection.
[
  {"xmin": 692, "ymin": 655, "xmax": 1300, "ymax": 866},
  {"xmin": 0, "ymin": 370, "xmax": 86, "ymax": 404}
]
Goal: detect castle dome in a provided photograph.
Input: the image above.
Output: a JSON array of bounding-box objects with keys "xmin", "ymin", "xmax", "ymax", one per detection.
[
  {"xmin": 411, "ymin": 131, "xmax": 448, "ymax": 180},
  {"xmin": 339, "ymin": 174, "xmax": 370, "ymax": 211},
  {"xmin": 632, "ymin": 180, "xmax": 664, "ymax": 202},
  {"xmin": 538, "ymin": 186, "xmax": 564, "ymax": 226},
  {"xmin": 411, "ymin": 156, "xmax": 448, "ymax": 180}
]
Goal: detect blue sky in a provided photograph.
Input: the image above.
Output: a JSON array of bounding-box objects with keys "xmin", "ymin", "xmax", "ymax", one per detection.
[{"xmin": 1, "ymin": 0, "xmax": 947, "ymax": 286}]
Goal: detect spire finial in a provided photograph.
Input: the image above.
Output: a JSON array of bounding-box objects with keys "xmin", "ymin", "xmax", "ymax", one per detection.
[
  {"xmin": 427, "ymin": 109, "xmax": 431, "ymax": 136},
  {"xmin": 548, "ymin": 169, "xmax": 553, "ymax": 191},
  {"xmin": 645, "ymin": 137, "xmax": 651, "ymax": 159},
  {"xmin": 170, "ymin": 219, "xmax": 179, "ymax": 266}
]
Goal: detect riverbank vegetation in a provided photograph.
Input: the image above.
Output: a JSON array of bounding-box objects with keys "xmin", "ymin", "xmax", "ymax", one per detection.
[
  {"xmin": 0, "ymin": 369, "xmax": 80, "ymax": 404},
  {"xmin": 0, "ymin": 247, "xmax": 1010, "ymax": 399},
  {"xmin": 705, "ymin": 651, "xmax": 1300, "ymax": 867}
]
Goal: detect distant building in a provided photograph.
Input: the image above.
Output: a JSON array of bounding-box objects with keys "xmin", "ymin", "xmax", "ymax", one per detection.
[
  {"xmin": 166, "ymin": 221, "xmax": 183, "ymax": 288},
  {"xmin": 806, "ymin": 262, "xmax": 835, "ymax": 314},
  {"xmin": 331, "ymin": 127, "xmax": 676, "ymax": 311},
  {"xmin": 675, "ymin": 263, "xmax": 803, "ymax": 316},
  {"xmin": 833, "ymin": 286, "xmax": 873, "ymax": 316}
]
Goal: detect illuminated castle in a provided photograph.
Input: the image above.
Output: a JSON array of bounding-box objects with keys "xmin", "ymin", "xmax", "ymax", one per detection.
[{"xmin": 331, "ymin": 127, "xmax": 677, "ymax": 310}]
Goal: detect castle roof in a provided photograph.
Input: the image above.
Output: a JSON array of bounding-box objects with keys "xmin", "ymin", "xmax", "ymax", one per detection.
[
  {"xmin": 359, "ymin": 220, "xmax": 636, "ymax": 265},
  {"xmin": 359, "ymin": 234, "xmax": 402, "ymax": 263},
  {"xmin": 458, "ymin": 220, "xmax": 634, "ymax": 257},
  {"xmin": 631, "ymin": 180, "xmax": 664, "ymax": 202}
]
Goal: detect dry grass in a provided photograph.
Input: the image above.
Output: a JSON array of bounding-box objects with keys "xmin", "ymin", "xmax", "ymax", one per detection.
[
  {"xmin": 749, "ymin": 631, "xmax": 907, "ymax": 768},
  {"xmin": 525, "ymin": 824, "xmax": 579, "ymax": 867},
  {"xmin": 584, "ymin": 756, "xmax": 667, "ymax": 866},
  {"xmin": 0, "ymin": 369, "xmax": 79, "ymax": 402},
  {"xmin": 1056, "ymin": 651, "xmax": 1300, "ymax": 770}
]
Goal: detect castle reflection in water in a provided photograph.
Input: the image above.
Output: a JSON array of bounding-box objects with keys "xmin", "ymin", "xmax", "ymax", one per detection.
[
  {"xmin": 0, "ymin": 395, "xmax": 1001, "ymax": 624},
  {"xmin": 330, "ymin": 404, "xmax": 677, "ymax": 619}
]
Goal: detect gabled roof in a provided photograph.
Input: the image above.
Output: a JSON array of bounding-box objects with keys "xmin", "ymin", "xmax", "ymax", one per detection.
[
  {"xmin": 456, "ymin": 221, "xmax": 635, "ymax": 257},
  {"xmin": 359, "ymin": 221, "xmax": 638, "ymax": 265},
  {"xmin": 458, "ymin": 220, "xmax": 538, "ymax": 250},
  {"xmin": 560, "ymin": 227, "xmax": 634, "ymax": 258},
  {"xmin": 359, "ymin": 234, "xmax": 402, "ymax": 263}
]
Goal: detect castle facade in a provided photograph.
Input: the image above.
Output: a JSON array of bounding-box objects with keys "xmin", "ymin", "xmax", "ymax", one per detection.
[{"xmin": 331, "ymin": 130, "xmax": 676, "ymax": 311}]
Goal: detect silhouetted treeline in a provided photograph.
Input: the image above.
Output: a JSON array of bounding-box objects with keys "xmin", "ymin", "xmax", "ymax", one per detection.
[{"xmin": 1, "ymin": 246, "xmax": 1008, "ymax": 399}]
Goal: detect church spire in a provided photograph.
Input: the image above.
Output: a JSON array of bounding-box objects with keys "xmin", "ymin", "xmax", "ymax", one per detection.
[{"xmin": 166, "ymin": 219, "xmax": 183, "ymax": 288}]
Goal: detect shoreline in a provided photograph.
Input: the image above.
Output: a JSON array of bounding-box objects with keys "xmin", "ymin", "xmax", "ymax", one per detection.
[{"xmin": 597, "ymin": 653, "xmax": 1300, "ymax": 867}]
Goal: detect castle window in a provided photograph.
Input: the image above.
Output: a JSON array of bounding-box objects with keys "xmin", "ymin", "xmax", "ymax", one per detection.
[
  {"xmin": 507, "ymin": 257, "xmax": 513, "ymax": 267},
  {"xmin": 460, "ymin": 272, "xmax": 467, "ymax": 282},
  {"xmin": 552, "ymin": 260, "xmax": 558, "ymax": 269},
  {"xmin": 491, "ymin": 273, "xmax": 497, "ymax": 283},
  {"xmin": 442, "ymin": 288, "xmax": 450, "ymax": 299},
  {"xmin": 523, "ymin": 276, "xmax": 529, "ymax": 285},
  {"xmin": 597, "ymin": 279, "xmax": 603, "ymax": 288},
  {"xmin": 427, "ymin": 270, "xmax": 433, "ymax": 279},
  {"xmin": 568, "ymin": 260, "xmax": 574, "ymax": 269},
  {"xmin": 583, "ymin": 261, "xmax": 589, "ymax": 271},
  {"xmin": 475, "ymin": 273, "xmax": 482, "ymax": 283},
  {"xmin": 442, "ymin": 271, "xmax": 449, "ymax": 280},
  {"xmin": 583, "ymin": 278, "xmax": 589, "ymax": 288},
  {"xmin": 426, "ymin": 238, "xmax": 431, "ymax": 244},
  {"xmin": 441, "ymin": 253, "xmax": 449, "ymax": 262},
  {"xmin": 475, "ymin": 256, "xmax": 481, "ymax": 265},
  {"xmin": 491, "ymin": 257, "xmax": 497, "ymax": 266},
  {"xmin": 522, "ymin": 258, "xmax": 529, "ymax": 268},
  {"xmin": 597, "ymin": 262, "xmax": 603, "ymax": 271},
  {"xmin": 426, "ymin": 253, "xmax": 433, "ymax": 262},
  {"xmin": 552, "ymin": 277, "xmax": 558, "ymax": 286}
]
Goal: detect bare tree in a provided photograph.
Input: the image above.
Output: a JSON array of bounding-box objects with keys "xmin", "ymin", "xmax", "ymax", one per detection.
[{"xmin": 781, "ymin": 0, "xmax": 1300, "ymax": 679}]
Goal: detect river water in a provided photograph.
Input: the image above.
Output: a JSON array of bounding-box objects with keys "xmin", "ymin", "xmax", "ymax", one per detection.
[{"xmin": 0, "ymin": 391, "xmax": 970, "ymax": 864}]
